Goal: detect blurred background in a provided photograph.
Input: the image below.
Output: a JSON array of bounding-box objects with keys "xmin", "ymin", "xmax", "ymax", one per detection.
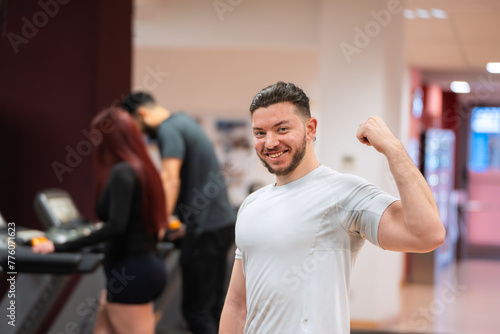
[{"xmin": 1, "ymin": 0, "xmax": 499, "ymax": 333}]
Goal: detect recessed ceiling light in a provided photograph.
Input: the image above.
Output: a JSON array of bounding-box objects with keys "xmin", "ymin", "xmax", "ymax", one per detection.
[
  {"xmin": 430, "ymin": 8, "xmax": 448, "ymax": 19},
  {"xmin": 404, "ymin": 8, "xmax": 448, "ymax": 20},
  {"xmin": 486, "ymin": 62, "xmax": 500, "ymax": 73},
  {"xmin": 450, "ymin": 81, "xmax": 471, "ymax": 94},
  {"xmin": 416, "ymin": 9, "xmax": 431, "ymax": 19},
  {"xmin": 404, "ymin": 9, "xmax": 416, "ymax": 19}
]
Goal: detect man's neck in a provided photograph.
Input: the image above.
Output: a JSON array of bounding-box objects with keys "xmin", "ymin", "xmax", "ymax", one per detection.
[
  {"xmin": 275, "ymin": 155, "xmax": 320, "ymax": 186},
  {"xmin": 151, "ymin": 106, "xmax": 171, "ymax": 127}
]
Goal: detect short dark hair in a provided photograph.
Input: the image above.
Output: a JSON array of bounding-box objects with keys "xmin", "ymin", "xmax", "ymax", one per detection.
[
  {"xmin": 122, "ymin": 92, "xmax": 156, "ymax": 115},
  {"xmin": 249, "ymin": 82, "xmax": 311, "ymax": 119}
]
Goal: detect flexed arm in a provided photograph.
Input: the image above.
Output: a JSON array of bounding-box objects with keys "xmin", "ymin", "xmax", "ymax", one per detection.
[{"xmin": 356, "ymin": 116, "xmax": 445, "ymax": 253}]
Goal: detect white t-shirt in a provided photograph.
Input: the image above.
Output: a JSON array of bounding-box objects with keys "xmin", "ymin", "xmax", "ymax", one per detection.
[{"xmin": 235, "ymin": 165, "xmax": 398, "ymax": 334}]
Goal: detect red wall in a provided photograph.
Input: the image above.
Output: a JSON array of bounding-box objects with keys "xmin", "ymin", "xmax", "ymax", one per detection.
[{"xmin": 0, "ymin": 0, "xmax": 132, "ymax": 228}]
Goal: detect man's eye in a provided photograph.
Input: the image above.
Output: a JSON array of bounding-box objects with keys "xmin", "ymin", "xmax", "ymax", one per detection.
[{"xmin": 278, "ymin": 127, "xmax": 287, "ymax": 132}]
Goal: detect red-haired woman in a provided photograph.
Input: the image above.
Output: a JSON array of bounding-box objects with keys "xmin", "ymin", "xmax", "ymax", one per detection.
[{"xmin": 33, "ymin": 108, "xmax": 168, "ymax": 334}]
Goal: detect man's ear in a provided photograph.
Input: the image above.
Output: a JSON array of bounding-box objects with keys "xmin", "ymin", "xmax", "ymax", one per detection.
[
  {"xmin": 136, "ymin": 106, "xmax": 149, "ymax": 119},
  {"xmin": 136, "ymin": 106, "xmax": 153, "ymax": 125},
  {"xmin": 306, "ymin": 117, "xmax": 317, "ymax": 141}
]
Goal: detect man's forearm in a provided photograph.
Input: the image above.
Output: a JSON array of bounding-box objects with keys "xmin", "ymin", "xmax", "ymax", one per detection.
[
  {"xmin": 219, "ymin": 301, "xmax": 246, "ymax": 334},
  {"xmin": 386, "ymin": 143, "xmax": 445, "ymax": 244},
  {"xmin": 164, "ymin": 177, "xmax": 180, "ymax": 217},
  {"xmin": 356, "ymin": 116, "xmax": 445, "ymax": 251}
]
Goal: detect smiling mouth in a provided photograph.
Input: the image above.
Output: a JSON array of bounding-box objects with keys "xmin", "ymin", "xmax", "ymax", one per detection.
[{"xmin": 266, "ymin": 150, "xmax": 288, "ymax": 158}]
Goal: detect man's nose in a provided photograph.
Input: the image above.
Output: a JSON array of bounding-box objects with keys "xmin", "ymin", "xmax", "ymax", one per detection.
[{"xmin": 265, "ymin": 133, "xmax": 279, "ymax": 149}]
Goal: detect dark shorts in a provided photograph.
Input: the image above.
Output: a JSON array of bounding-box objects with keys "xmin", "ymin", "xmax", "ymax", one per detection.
[{"xmin": 104, "ymin": 253, "xmax": 167, "ymax": 304}]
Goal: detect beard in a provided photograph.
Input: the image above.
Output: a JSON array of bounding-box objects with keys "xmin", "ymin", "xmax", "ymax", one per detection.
[{"xmin": 258, "ymin": 134, "xmax": 307, "ymax": 176}]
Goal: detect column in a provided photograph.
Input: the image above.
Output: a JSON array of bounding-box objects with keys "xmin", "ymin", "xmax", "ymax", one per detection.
[{"xmin": 317, "ymin": 0, "xmax": 407, "ymax": 326}]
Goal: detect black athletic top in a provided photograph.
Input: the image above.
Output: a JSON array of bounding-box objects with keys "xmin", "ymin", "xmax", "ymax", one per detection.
[
  {"xmin": 157, "ymin": 113, "xmax": 236, "ymax": 234},
  {"xmin": 54, "ymin": 161, "xmax": 158, "ymax": 264}
]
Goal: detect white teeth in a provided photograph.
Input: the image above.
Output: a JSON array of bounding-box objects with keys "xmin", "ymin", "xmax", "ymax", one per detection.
[{"xmin": 268, "ymin": 152, "xmax": 284, "ymax": 158}]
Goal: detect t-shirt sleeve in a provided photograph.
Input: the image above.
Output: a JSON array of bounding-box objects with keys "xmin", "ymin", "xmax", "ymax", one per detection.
[
  {"xmin": 54, "ymin": 163, "xmax": 135, "ymax": 252},
  {"xmin": 157, "ymin": 122, "xmax": 185, "ymax": 160},
  {"xmin": 233, "ymin": 193, "xmax": 254, "ymax": 260},
  {"xmin": 235, "ymin": 247, "xmax": 242, "ymax": 260},
  {"xmin": 336, "ymin": 174, "xmax": 399, "ymax": 248}
]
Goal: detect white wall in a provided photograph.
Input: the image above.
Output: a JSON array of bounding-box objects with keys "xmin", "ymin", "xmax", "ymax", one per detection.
[{"xmin": 317, "ymin": 0, "xmax": 406, "ymax": 324}]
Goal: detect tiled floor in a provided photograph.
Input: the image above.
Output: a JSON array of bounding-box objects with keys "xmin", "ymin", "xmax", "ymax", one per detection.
[{"xmin": 379, "ymin": 258, "xmax": 500, "ymax": 334}]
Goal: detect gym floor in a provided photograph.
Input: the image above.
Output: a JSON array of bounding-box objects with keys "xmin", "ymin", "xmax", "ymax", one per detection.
[{"xmin": 378, "ymin": 258, "xmax": 500, "ymax": 334}]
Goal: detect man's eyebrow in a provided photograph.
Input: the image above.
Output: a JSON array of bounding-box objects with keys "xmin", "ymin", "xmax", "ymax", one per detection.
[
  {"xmin": 252, "ymin": 120, "xmax": 291, "ymax": 131},
  {"xmin": 273, "ymin": 120, "xmax": 290, "ymax": 127}
]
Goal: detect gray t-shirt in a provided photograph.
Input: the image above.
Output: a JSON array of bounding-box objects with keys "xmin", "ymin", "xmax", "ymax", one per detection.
[
  {"xmin": 235, "ymin": 165, "xmax": 398, "ymax": 333},
  {"xmin": 157, "ymin": 113, "xmax": 236, "ymax": 233}
]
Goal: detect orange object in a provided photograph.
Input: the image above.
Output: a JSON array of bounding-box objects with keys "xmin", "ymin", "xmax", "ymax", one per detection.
[
  {"xmin": 31, "ymin": 236, "xmax": 49, "ymax": 246},
  {"xmin": 169, "ymin": 218, "xmax": 181, "ymax": 230}
]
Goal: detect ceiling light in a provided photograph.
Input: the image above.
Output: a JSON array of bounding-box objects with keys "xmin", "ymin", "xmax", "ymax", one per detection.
[
  {"xmin": 430, "ymin": 8, "xmax": 448, "ymax": 19},
  {"xmin": 486, "ymin": 62, "xmax": 500, "ymax": 73},
  {"xmin": 404, "ymin": 9, "xmax": 416, "ymax": 19},
  {"xmin": 450, "ymin": 81, "xmax": 471, "ymax": 94},
  {"xmin": 404, "ymin": 8, "xmax": 448, "ymax": 20},
  {"xmin": 415, "ymin": 9, "xmax": 431, "ymax": 19}
]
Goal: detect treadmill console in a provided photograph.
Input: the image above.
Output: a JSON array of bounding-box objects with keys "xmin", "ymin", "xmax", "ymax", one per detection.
[{"xmin": 34, "ymin": 189, "xmax": 102, "ymax": 244}]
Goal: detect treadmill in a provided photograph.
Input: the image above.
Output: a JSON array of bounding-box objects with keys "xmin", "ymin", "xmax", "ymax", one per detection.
[
  {"xmin": 0, "ymin": 209, "xmax": 104, "ymax": 334},
  {"xmin": 34, "ymin": 188, "xmax": 175, "ymax": 257},
  {"xmin": 31, "ymin": 188, "xmax": 180, "ymax": 332}
]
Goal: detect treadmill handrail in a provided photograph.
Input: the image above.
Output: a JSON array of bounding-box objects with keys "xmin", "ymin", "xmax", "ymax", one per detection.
[
  {"xmin": 0, "ymin": 246, "xmax": 82, "ymax": 275},
  {"xmin": 77, "ymin": 252, "xmax": 105, "ymax": 273},
  {"xmin": 156, "ymin": 241, "xmax": 175, "ymax": 259}
]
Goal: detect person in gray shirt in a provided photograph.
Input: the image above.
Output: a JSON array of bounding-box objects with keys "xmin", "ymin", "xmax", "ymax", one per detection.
[{"xmin": 123, "ymin": 92, "xmax": 236, "ymax": 334}]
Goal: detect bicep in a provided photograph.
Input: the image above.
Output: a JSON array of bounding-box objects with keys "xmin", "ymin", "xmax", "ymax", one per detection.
[{"xmin": 378, "ymin": 201, "xmax": 421, "ymax": 252}]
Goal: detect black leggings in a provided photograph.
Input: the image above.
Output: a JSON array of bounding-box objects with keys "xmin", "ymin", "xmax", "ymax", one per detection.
[{"xmin": 104, "ymin": 252, "xmax": 167, "ymax": 304}]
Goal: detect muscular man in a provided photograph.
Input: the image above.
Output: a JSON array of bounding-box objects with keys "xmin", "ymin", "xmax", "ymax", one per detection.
[{"xmin": 219, "ymin": 82, "xmax": 445, "ymax": 333}]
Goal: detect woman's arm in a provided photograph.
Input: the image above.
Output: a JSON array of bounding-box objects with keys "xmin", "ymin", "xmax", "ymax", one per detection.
[{"xmin": 34, "ymin": 163, "xmax": 136, "ymax": 253}]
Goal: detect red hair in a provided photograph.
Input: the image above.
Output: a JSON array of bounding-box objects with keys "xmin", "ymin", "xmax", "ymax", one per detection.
[{"xmin": 90, "ymin": 108, "xmax": 167, "ymax": 234}]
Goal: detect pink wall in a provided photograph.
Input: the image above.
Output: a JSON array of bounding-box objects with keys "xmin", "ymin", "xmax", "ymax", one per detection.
[
  {"xmin": 468, "ymin": 171, "xmax": 500, "ymax": 246},
  {"xmin": 132, "ymin": 47, "xmax": 319, "ymax": 117}
]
